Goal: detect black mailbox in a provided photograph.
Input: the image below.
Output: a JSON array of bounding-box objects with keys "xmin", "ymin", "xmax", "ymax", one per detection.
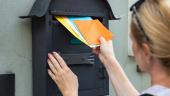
[{"xmin": 21, "ymin": 0, "xmax": 118, "ymax": 96}]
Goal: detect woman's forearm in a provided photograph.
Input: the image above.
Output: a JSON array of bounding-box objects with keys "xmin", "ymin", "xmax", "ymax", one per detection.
[{"xmin": 103, "ymin": 56, "xmax": 139, "ymax": 96}]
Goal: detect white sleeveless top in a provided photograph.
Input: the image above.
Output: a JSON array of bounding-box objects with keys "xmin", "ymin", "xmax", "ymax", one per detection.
[{"xmin": 141, "ymin": 85, "xmax": 170, "ymax": 96}]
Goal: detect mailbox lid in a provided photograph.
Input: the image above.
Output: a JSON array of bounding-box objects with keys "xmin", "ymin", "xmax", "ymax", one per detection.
[
  {"xmin": 23, "ymin": 0, "xmax": 117, "ymax": 20},
  {"xmin": 49, "ymin": 0, "xmax": 116, "ymax": 19},
  {"xmin": 24, "ymin": 0, "xmax": 50, "ymax": 18}
]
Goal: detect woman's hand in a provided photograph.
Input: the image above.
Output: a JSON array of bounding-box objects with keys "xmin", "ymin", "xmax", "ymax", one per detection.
[
  {"xmin": 92, "ymin": 37, "xmax": 116, "ymax": 65},
  {"xmin": 47, "ymin": 52, "xmax": 78, "ymax": 96}
]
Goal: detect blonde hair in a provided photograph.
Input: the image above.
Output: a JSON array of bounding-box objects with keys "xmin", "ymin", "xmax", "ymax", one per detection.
[{"xmin": 131, "ymin": 0, "xmax": 170, "ymax": 73}]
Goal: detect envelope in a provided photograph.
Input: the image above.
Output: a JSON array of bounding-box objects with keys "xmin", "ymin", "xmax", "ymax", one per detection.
[
  {"xmin": 55, "ymin": 16, "xmax": 88, "ymax": 45},
  {"xmin": 74, "ymin": 19, "xmax": 113, "ymax": 46}
]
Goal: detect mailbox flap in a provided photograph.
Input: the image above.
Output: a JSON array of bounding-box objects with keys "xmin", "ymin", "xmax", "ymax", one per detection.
[
  {"xmin": 60, "ymin": 53, "xmax": 95, "ymax": 65},
  {"xmin": 21, "ymin": 0, "xmax": 118, "ymax": 20},
  {"xmin": 49, "ymin": 0, "xmax": 117, "ymax": 20}
]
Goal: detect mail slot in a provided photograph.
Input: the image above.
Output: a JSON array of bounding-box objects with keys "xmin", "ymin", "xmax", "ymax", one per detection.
[{"xmin": 21, "ymin": 0, "xmax": 118, "ymax": 96}]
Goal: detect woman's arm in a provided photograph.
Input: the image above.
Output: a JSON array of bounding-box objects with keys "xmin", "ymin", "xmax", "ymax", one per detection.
[
  {"xmin": 103, "ymin": 56, "xmax": 139, "ymax": 96},
  {"xmin": 93, "ymin": 37, "xmax": 139, "ymax": 96}
]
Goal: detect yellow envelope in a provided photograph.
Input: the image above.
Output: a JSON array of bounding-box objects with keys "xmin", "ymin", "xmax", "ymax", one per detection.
[{"xmin": 55, "ymin": 16, "xmax": 88, "ymax": 45}]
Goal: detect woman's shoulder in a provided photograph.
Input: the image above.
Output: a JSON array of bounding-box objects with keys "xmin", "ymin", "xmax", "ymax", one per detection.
[{"xmin": 140, "ymin": 85, "xmax": 170, "ymax": 96}]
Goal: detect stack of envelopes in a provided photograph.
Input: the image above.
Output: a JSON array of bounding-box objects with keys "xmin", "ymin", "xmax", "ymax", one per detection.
[{"xmin": 55, "ymin": 16, "xmax": 113, "ymax": 48}]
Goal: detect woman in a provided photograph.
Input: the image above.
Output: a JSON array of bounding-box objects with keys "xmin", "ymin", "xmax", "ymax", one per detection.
[{"xmin": 47, "ymin": 0, "xmax": 170, "ymax": 96}]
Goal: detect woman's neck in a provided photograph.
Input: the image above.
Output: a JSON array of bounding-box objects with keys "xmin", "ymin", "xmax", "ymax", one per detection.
[{"xmin": 150, "ymin": 62, "xmax": 170, "ymax": 88}]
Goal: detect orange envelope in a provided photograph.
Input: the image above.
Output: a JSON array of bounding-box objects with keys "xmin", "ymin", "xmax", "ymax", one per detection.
[{"xmin": 74, "ymin": 19, "xmax": 113, "ymax": 45}]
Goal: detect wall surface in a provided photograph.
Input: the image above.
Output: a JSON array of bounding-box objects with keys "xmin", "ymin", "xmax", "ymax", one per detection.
[
  {"xmin": 0, "ymin": 0, "xmax": 150, "ymax": 96},
  {"xmin": 0, "ymin": 0, "xmax": 34, "ymax": 96}
]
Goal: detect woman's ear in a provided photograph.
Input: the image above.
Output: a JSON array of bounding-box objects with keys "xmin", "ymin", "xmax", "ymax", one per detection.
[
  {"xmin": 142, "ymin": 43, "xmax": 151, "ymax": 57},
  {"xmin": 142, "ymin": 43, "xmax": 152, "ymax": 65}
]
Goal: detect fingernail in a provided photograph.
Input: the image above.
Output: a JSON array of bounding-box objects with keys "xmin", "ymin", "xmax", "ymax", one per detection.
[
  {"xmin": 53, "ymin": 52, "xmax": 56, "ymax": 54},
  {"xmin": 48, "ymin": 53, "xmax": 52, "ymax": 57}
]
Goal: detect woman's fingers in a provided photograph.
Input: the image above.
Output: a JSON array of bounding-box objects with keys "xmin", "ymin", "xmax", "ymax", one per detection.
[
  {"xmin": 99, "ymin": 37, "xmax": 107, "ymax": 44},
  {"xmin": 92, "ymin": 47, "xmax": 100, "ymax": 54},
  {"xmin": 47, "ymin": 59, "xmax": 58, "ymax": 74},
  {"xmin": 53, "ymin": 52, "xmax": 69, "ymax": 70},
  {"xmin": 48, "ymin": 69, "xmax": 56, "ymax": 80},
  {"xmin": 48, "ymin": 53, "xmax": 62, "ymax": 71}
]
